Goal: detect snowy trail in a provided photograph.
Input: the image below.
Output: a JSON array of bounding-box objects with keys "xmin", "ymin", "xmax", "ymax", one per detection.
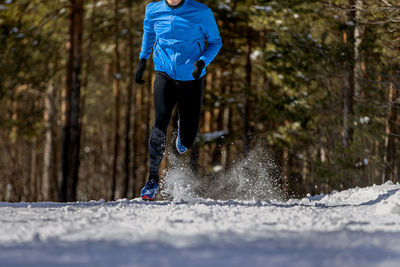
[{"xmin": 1, "ymin": 182, "xmax": 400, "ymax": 267}]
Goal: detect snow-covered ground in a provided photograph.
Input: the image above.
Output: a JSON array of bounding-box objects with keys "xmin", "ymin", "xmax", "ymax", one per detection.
[{"xmin": 1, "ymin": 181, "xmax": 400, "ymax": 267}]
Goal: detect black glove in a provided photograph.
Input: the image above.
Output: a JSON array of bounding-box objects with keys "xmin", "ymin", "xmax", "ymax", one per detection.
[
  {"xmin": 135, "ymin": 58, "xmax": 147, "ymax": 84},
  {"xmin": 192, "ymin": 60, "xmax": 205, "ymax": 80}
]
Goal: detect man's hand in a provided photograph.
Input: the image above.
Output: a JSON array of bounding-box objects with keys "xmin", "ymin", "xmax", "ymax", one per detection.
[
  {"xmin": 192, "ymin": 60, "xmax": 205, "ymax": 80},
  {"xmin": 135, "ymin": 58, "xmax": 147, "ymax": 84}
]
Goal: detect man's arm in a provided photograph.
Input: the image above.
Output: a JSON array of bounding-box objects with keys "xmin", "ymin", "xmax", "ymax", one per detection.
[
  {"xmin": 139, "ymin": 4, "xmax": 156, "ymax": 60},
  {"xmin": 136, "ymin": 4, "xmax": 155, "ymax": 84},
  {"xmin": 199, "ymin": 8, "xmax": 223, "ymax": 68}
]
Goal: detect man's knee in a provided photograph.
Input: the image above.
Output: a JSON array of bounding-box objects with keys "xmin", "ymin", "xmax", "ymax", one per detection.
[{"xmin": 149, "ymin": 126, "xmax": 166, "ymax": 148}]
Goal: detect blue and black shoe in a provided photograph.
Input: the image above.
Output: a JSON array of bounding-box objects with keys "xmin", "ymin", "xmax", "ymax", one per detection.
[
  {"xmin": 140, "ymin": 178, "xmax": 159, "ymax": 201},
  {"xmin": 176, "ymin": 128, "xmax": 188, "ymax": 154}
]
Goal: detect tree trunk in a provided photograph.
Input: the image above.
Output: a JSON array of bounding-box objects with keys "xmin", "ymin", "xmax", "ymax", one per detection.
[
  {"xmin": 343, "ymin": 76, "xmax": 353, "ymax": 148},
  {"xmin": 243, "ymin": 23, "xmax": 253, "ymax": 153},
  {"xmin": 343, "ymin": 4, "xmax": 355, "ymax": 148},
  {"xmin": 80, "ymin": 1, "xmax": 96, "ymax": 199},
  {"xmin": 42, "ymin": 83, "xmax": 56, "ymax": 201},
  {"xmin": 353, "ymin": 0, "xmax": 363, "ymax": 97},
  {"xmin": 221, "ymin": 75, "xmax": 231, "ymax": 168},
  {"xmin": 61, "ymin": 0, "xmax": 84, "ymax": 202},
  {"xmin": 123, "ymin": 1, "xmax": 135, "ymax": 198},
  {"xmin": 10, "ymin": 97, "xmax": 18, "ymax": 144},
  {"xmin": 383, "ymin": 82, "xmax": 397, "ymax": 183},
  {"xmin": 132, "ymin": 80, "xmax": 141, "ymax": 197},
  {"xmin": 226, "ymin": 46, "xmax": 235, "ymax": 169},
  {"xmin": 132, "ymin": 101, "xmax": 138, "ymax": 197},
  {"xmin": 212, "ymin": 67, "xmax": 223, "ymax": 165},
  {"xmin": 111, "ymin": 0, "xmax": 121, "ymax": 200},
  {"xmin": 30, "ymin": 138, "xmax": 38, "ymax": 201}
]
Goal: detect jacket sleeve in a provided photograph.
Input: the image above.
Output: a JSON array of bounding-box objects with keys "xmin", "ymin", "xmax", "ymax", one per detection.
[
  {"xmin": 199, "ymin": 8, "xmax": 223, "ymax": 67},
  {"xmin": 139, "ymin": 4, "xmax": 156, "ymax": 60}
]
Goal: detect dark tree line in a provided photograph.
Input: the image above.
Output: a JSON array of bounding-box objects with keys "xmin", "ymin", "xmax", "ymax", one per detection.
[{"xmin": 0, "ymin": 0, "xmax": 399, "ymax": 202}]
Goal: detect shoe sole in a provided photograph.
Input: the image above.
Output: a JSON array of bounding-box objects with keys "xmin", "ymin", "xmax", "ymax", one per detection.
[{"xmin": 142, "ymin": 195, "xmax": 155, "ymax": 201}]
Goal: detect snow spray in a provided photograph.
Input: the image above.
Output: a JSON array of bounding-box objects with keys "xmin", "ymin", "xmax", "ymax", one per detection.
[
  {"xmin": 160, "ymin": 152, "xmax": 202, "ymax": 202},
  {"xmin": 160, "ymin": 144, "xmax": 283, "ymax": 202}
]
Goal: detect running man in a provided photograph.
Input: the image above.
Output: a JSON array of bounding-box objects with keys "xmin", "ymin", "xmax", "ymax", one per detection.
[{"xmin": 136, "ymin": 0, "xmax": 222, "ymax": 200}]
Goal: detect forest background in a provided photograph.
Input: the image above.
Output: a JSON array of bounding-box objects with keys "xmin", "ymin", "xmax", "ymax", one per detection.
[{"xmin": 0, "ymin": 0, "xmax": 399, "ymax": 202}]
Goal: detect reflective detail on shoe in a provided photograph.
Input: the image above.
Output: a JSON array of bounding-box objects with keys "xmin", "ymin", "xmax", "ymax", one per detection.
[
  {"xmin": 142, "ymin": 195, "xmax": 153, "ymax": 201},
  {"xmin": 176, "ymin": 128, "xmax": 187, "ymax": 154},
  {"xmin": 140, "ymin": 180, "xmax": 159, "ymax": 200}
]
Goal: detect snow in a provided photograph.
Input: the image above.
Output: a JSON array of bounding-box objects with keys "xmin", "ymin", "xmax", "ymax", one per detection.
[
  {"xmin": 250, "ymin": 49, "xmax": 263, "ymax": 60},
  {"xmin": 254, "ymin": 5, "xmax": 273, "ymax": 12},
  {"xmin": 196, "ymin": 131, "xmax": 228, "ymax": 143},
  {"xmin": 217, "ymin": 2, "xmax": 231, "ymax": 11},
  {"xmin": 1, "ymin": 180, "xmax": 400, "ymax": 266},
  {"xmin": 360, "ymin": 116, "xmax": 370, "ymax": 124}
]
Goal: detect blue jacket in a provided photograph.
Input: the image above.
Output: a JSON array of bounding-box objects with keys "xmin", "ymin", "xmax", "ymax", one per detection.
[{"xmin": 139, "ymin": 0, "xmax": 222, "ymax": 81}]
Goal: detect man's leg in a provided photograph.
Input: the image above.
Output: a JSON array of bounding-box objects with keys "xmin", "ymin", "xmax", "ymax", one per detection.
[
  {"xmin": 176, "ymin": 77, "xmax": 205, "ymax": 148},
  {"xmin": 149, "ymin": 72, "xmax": 177, "ymax": 180}
]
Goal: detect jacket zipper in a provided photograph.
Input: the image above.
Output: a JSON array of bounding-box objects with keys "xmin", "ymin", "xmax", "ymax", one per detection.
[
  {"xmin": 171, "ymin": 10, "xmax": 176, "ymax": 79},
  {"xmin": 197, "ymin": 41, "xmax": 203, "ymax": 56}
]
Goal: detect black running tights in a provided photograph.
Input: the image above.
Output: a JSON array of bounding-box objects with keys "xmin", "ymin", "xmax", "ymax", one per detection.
[{"xmin": 148, "ymin": 72, "xmax": 204, "ymax": 177}]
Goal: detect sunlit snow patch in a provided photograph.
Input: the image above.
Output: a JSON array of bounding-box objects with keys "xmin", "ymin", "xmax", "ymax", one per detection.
[
  {"xmin": 375, "ymin": 183, "xmax": 400, "ymax": 216},
  {"xmin": 307, "ymin": 180, "xmax": 400, "ymax": 206}
]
